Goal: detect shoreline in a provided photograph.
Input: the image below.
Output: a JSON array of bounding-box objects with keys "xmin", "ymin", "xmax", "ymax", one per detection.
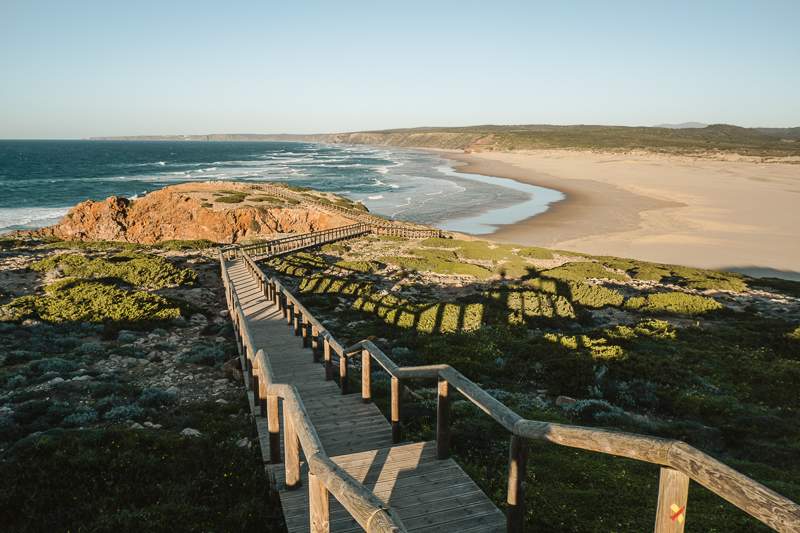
[{"xmin": 425, "ymin": 149, "xmax": 800, "ymax": 281}]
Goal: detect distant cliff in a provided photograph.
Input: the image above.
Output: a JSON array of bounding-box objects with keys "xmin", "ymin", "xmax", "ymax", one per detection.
[{"xmin": 27, "ymin": 183, "xmax": 353, "ymax": 244}]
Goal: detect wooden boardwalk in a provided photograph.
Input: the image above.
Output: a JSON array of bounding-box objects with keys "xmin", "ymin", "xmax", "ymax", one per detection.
[{"xmin": 226, "ymin": 258, "xmax": 506, "ymax": 533}]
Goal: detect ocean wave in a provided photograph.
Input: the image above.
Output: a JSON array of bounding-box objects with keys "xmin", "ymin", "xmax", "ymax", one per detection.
[
  {"xmin": 0, "ymin": 207, "xmax": 71, "ymax": 231},
  {"xmin": 368, "ymin": 195, "xmax": 384, "ymax": 200},
  {"xmin": 388, "ymin": 184, "xmax": 400, "ymax": 189}
]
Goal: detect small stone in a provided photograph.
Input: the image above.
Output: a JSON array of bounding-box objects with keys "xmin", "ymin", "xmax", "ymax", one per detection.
[
  {"xmin": 220, "ymin": 358, "xmax": 241, "ymax": 375},
  {"xmin": 219, "ymin": 310, "xmax": 230, "ymax": 318},
  {"xmin": 166, "ymin": 386, "xmax": 179, "ymax": 394},
  {"xmin": 50, "ymin": 377, "xmax": 65, "ymax": 384},
  {"xmin": 181, "ymin": 428, "xmax": 201, "ymax": 437},
  {"xmin": 214, "ymin": 378, "xmax": 229, "ymax": 386},
  {"xmin": 215, "ymin": 399, "xmax": 229, "ymax": 404},
  {"xmin": 190, "ymin": 313, "xmax": 208, "ymax": 324},
  {"xmin": 130, "ymin": 422, "xmax": 144, "ymax": 429},
  {"xmin": 71, "ymin": 375, "xmax": 92, "ymax": 382},
  {"xmin": 556, "ymin": 396, "xmax": 576, "ymax": 405}
]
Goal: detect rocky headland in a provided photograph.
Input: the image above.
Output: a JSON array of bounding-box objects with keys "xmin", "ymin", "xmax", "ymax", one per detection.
[{"xmin": 23, "ymin": 182, "xmax": 361, "ymax": 245}]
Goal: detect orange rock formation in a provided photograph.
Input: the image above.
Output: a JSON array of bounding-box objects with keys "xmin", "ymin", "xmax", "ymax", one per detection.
[{"xmin": 31, "ymin": 183, "xmax": 354, "ymax": 244}]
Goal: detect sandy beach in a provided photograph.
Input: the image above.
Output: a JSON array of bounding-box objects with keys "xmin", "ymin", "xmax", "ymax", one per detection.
[{"xmin": 442, "ymin": 150, "xmax": 800, "ymax": 280}]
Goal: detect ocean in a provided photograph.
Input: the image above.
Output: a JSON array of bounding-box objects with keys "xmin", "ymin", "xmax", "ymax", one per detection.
[{"xmin": 0, "ymin": 140, "xmax": 563, "ymax": 235}]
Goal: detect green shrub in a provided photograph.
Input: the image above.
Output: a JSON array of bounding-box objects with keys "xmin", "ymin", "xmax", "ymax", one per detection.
[
  {"xmin": 542, "ymin": 262, "xmax": 628, "ymax": 282},
  {"xmin": 27, "ymin": 358, "xmax": 79, "ymax": 376},
  {"xmin": 484, "ymin": 285, "xmax": 577, "ymax": 321},
  {"xmin": 517, "ymin": 247, "xmax": 554, "ymax": 260},
  {"xmin": 299, "ymin": 274, "xmax": 374, "ymax": 296},
  {"xmin": 378, "ymin": 235, "xmax": 408, "ymax": 242},
  {"xmin": 151, "ymin": 239, "xmax": 216, "ymax": 251},
  {"xmin": 353, "ymin": 294, "xmax": 483, "ymax": 333},
  {"xmin": 2, "ymin": 280, "xmax": 182, "ymax": 325},
  {"xmin": 214, "ymin": 192, "xmax": 249, "ymax": 203},
  {"xmin": 178, "ymin": 342, "xmax": 235, "ymax": 367},
  {"xmin": 139, "ymin": 387, "xmax": 177, "ymax": 408},
  {"xmin": 321, "ymin": 243, "xmax": 347, "ymax": 254},
  {"xmin": 625, "ymin": 292, "xmax": 723, "ymax": 316},
  {"xmin": 567, "ymin": 283, "xmax": 625, "ymax": 308},
  {"xmin": 271, "ymin": 252, "xmax": 328, "ymax": 277},
  {"xmin": 248, "ymin": 220, "xmax": 261, "ymax": 232},
  {"xmin": 334, "ymin": 260, "xmax": 379, "ymax": 273},
  {"xmin": 492, "ymin": 261, "xmax": 536, "ymax": 278},
  {"xmin": 33, "ymin": 252, "xmax": 197, "ymax": 288},
  {"xmin": 419, "ymin": 237, "xmax": 464, "ymax": 248}
]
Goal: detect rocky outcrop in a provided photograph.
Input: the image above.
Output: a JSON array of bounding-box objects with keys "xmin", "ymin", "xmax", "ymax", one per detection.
[{"xmin": 30, "ymin": 184, "xmax": 354, "ymax": 244}]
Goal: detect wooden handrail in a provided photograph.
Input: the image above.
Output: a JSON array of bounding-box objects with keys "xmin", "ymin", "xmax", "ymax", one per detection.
[
  {"xmin": 233, "ymin": 245, "xmax": 800, "ymax": 533},
  {"xmin": 219, "ymin": 250, "xmax": 408, "ymax": 533}
]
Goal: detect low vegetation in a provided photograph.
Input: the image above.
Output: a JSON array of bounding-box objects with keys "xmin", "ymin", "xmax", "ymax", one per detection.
[{"xmin": 253, "ymin": 233, "xmax": 800, "ymax": 532}]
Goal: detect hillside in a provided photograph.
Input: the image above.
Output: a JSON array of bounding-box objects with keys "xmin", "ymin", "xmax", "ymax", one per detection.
[
  {"xmin": 93, "ymin": 124, "xmax": 800, "ymax": 159},
  {"xmin": 2, "ymin": 194, "xmax": 799, "ymax": 531}
]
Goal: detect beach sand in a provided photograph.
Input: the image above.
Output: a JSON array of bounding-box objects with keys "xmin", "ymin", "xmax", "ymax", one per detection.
[{"xmin": 441, "ymin": 150, "xmax": 800, "ymax": 280}]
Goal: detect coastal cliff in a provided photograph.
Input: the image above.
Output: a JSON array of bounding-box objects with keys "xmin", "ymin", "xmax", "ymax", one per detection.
[{"xmin": 28, "ymin": 182, "xmax": 354, "ymax": 244}]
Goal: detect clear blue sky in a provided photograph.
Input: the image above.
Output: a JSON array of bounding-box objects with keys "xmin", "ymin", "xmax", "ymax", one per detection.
[{"xmin": 2, "ymin": 0, "xmax": 798, "ymax": 139}]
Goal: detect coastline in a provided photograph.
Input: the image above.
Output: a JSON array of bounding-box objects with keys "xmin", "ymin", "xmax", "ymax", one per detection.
[{"xmin": 428, "ymin": 149, "xmax": 800, "ymax": 280}]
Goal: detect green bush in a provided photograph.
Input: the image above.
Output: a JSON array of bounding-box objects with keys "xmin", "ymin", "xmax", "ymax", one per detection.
[
  {"xmin": 334, "ymin": 260, "xmax": 379, "ymax": 273},
  {"xmin": 484, "ymin": 285, "xmax": 577, "ymax": 321},
  {"xmin": 139, "ymin": 387, "xmax": 177, "ymax": 408},
  {"xmin": 542, "ymin": 262, "xmax": 628, "ymax": 282},
  {"xmin": 321, "ymin": 243, "xmax": 347, "ymax": 253},
  {"xmin": 492, "ymin": 261, "xmax": 536, "ymax": 278},
  {"xmin": 2, "ymin": 280, "xmax": 182, "ymax": 325},
  {"xmin": 353, "ymin": 294, "xmax": 483, "ymax": 333},
  {"xmin": 214, "ymin": 192, "xmax": 248, "ymax": 204},
  {"xmin": 299, "ymin": 274, "xmax": 374, "ymax": 296},
  {"xmin": 567, "ymin": 283, "xmax": 625, "ymax": 308},
  {"xmin": 32, "ymin": 252, "xmax": 198, "ymax": 288},
  {"xmin": 517, "ymin": 247, "xmax": 554, "ymax": 260},
  {"xmin": 178, "ymin": 342, "xmax": 235, "ymax": 368},
  {"xmin": 625, "ymin": 292, "xmax": 723, "ymax": 316},
  {"xmin": 271, "ymin": 252, "xmax": 328, "ymax": 277},
  {"xmin": 152, "ymin": 239, "xmax": 216, "ymax": 251}
]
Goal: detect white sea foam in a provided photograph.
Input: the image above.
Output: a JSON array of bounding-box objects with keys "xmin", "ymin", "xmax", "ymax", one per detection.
[
  {"xmin": 368, "ymin": 195, "xmax": 384, "ymax": 200},
  {"xmin": 0, "ymin": 207, "xmax": 71, "ymax": 231},
  {"xmin": 388, "ymin": 184, "xmax": 400, "ymax": 189}
]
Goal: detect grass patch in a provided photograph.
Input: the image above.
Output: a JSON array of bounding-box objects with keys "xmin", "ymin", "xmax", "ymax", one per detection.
[
  {"xmin": 32, "ymin": 252, "xmax": 198, "ymax": 288},
  {"xmin": 353, "ymin": 294, "xmax": 483, "ymax": 333}
]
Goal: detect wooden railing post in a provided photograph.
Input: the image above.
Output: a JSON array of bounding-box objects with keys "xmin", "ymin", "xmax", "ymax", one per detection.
[
  {"xmin": 309, "ymin": 472, "xmax": 330, "ymax": 533},
  {"xmin": 654, "ymin": 467, "xmax": 689, "ymax": 533},
  {"xmin": 362, "ymin": 349, "xmax": 371, "ymax": 404},
  {"xmin": 340, "ymin": 353, "xmax": 348, "ymax": 395},
  {"xmin": 324, "ymin": 339, "xmax": 333, "ymax": 381},
  {"xmin": 286, "ymin": 300, "xmax": 294, "ymax": 326},
  {"xmin": 284, "ymin": 402, "xmax": 301, "ymax": 491},
  {"xmin": 312, "ymin": 326, "xmax": 320, "ymax": 362},
  {"xmin": 437, "ymin": 378, "xmax": 450, "ymax": 460},
  {"xmin": 507, "ymin": 435, "xmax": 528, "ymax": 533},
  {"xmin": 391, "ymin": 377, "xmax": 403, "ymax": 444},
  {"xmin": 302, "ymin": 315, "xmax": 309, "ymax": 347},
  {"xmin": 267, "ymin": 394, "xmax": 281, "ymax": 464}
]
